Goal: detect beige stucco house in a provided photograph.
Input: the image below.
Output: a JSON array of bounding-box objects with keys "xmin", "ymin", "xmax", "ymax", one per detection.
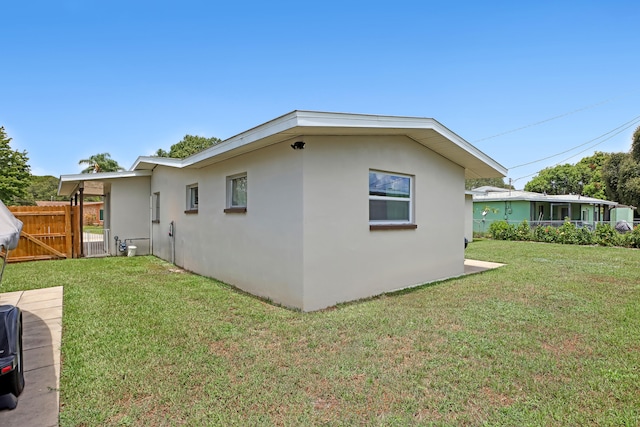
[{"xmin": 59, "ymin": 111, "xmax": 506, "ymax": 311}]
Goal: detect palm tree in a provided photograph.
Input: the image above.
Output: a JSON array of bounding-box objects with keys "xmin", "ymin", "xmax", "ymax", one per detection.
[
  {"xmin": 78, "ymin": 153, "xmax": 124, "ymax": 173},
  {"xmin": 154, "ymin": 148, "xmax": 169, "ymax": 157}
]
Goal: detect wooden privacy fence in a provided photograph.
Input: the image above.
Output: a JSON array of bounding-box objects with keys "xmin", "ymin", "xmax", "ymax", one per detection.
[{"xmin": 7, "ymin": 205, "xmax": 81, "ymax": 262}]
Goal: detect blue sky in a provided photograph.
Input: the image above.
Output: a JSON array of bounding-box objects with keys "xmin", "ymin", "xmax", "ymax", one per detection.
[{"xmin": 2, "ymin": 1, "xmax": 639, "ymax": 188}]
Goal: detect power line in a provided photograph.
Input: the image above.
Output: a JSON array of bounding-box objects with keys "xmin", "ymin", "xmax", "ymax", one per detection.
[
  {"xmin": 509, "ymin": 114, "xmax": 640, "ymax": 169},
  {"xmin": 472, "ymin": 97, "xmax": 618, "ymax": 143},
  {"xmin": 510, "ymin": 115, "xmax": 640, "ymax": 183}
]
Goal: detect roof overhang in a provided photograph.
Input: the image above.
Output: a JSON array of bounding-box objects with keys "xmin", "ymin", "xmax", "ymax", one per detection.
[
  {"xmin": 57, "ymin": 170, "xmax": 152, "ymax": 197},
  {"xmin": 131, "ymin": 110, "xmax": 507, "ymax": 179},
  {"xmin": 474, "ymin": 192, "xmax": 618, "ymax": 206}
]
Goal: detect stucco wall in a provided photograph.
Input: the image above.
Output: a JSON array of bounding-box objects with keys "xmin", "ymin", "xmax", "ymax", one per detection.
[
  {"xmin": 150, "ymin": 135, "xmax": 467, "ymax": 311},
  {"xmin": 151, "ymin": 142, "xmax": 305, "ymax": 309},
  {"xmin": 301, "ymin": 135, "xmax": 465, "ymax": 311},
  {"xmin": 108, "ymin": 176, "xmax": 151, "ymax": 256}
]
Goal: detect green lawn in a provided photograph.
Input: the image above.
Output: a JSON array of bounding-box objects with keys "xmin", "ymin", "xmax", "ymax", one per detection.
[
  {"xmin": 82, "ymin": 225, "xmax": 104, "ymax": 234},
  {"xmin": 2, "ymin": 240, "xmax": 639, "ymax": 426}
]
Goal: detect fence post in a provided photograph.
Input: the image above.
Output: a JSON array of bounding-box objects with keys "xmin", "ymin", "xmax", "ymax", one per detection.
[
  {"xmin": 71, "ymin": 205, "xmax": 81, "ymax": 258},
  {"xmin": 64, "ymin": 205, "xmax": 73, "ymax": 258}
]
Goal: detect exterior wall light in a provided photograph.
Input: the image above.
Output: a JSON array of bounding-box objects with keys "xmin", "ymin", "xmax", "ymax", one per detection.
[{"xmin": 291, "ymin": 141, "xmax": 305, "ymax": 150}]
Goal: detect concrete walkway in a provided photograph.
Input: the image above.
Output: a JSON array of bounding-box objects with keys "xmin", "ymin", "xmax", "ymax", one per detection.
[{"xmin": 0, "ymin": 286, "xmax": 63, "ymax": 427}]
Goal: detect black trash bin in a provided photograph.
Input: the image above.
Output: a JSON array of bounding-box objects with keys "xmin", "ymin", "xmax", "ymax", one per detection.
[{"xmin": 0, "ymin": 305, "xmax": 24, "ymax": 397}]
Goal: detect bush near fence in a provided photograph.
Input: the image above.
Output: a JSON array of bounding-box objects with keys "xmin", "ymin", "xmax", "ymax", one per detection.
[{"xmin": 488, "ymin": 219, "xmax": 640, "ymax": 248}]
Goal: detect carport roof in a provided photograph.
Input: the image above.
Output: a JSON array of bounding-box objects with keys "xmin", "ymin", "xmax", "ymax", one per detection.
[
  {"xmin": 57, "ymin": 170, "xmax": 152, "ymax": 197},
  {"xmin": 131, "ymin": 110, "xmax": 507, "ymax": 179}
]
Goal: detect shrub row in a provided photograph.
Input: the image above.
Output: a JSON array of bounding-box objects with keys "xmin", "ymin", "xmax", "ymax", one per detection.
[{"xmin": 488, "ymin": 220, "xmax": 640, "ymax": 248}]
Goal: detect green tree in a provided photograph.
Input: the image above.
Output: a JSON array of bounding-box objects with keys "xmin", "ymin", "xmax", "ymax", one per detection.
[
  {"xmin": 602, "ymin": 127, "xmax": 640, "ymax": 208},
  {"xmin": 24, "ymin": 175, "xmax": 67, "ymax": 204},
  {"xmin": 631, "ymin": 125, "xmax": 640, "ymax": 162},
  {"xmin": 524, "ymin": 163, "xmax": 584, "ymax": 195},
  {"xmin": 575, "ymin": 151, "xmax": 610, "ymax": 199},
  {"xmin": 78, "ymin": 153, "xmax": 123, "ymax": 173},
  {"xmin": 602, "ymin": 152, "xmax": 627, "ymax": 202},
  {"xmin": 580, "ymin": 169, "xmax": 606, "ymax": 199},
  {"xmin": 618, "ymin": 155, "xmax": 640, "ymax": 207},
  {"xmin": 0, "ymin": 126, "xmax": 31, "ymax": 205},
  {"xmin": 155, "ymin": 135, "xmax": 221, "ymax": 159},
  {"xmin": 465, "ymin": 177, "xmax": 511, "ymax": 190},
  {"xmin": 154, "ymin": 148, "xmax": 169, "ymax": 157},
  {"xmin": 523, "ymin": 152, "xmax": 610, "ymax": 200}
]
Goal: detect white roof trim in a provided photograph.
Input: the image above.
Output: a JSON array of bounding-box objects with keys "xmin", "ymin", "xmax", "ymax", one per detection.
[
  {"xmin": 473, "ymin": 190, "xmax": 618, "ymax": 206},
  {"xmin": 57, "ymin": 170, "xmax": 152, "ymax": 197},
  {"xmin": 59, "ymin": 170, "xmax": 152, "ymax": 182},
  {"xmin": 130, "ymin": 110, "xmax": 507, "ymax": 179},
  {"xmin": 129, "ymin": 156, "xmax": 183, "ymax": 171}
]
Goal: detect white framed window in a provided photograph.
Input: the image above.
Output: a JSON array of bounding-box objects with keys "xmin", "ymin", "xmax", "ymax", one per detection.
[
  {"xmin": 226, "ymin": 173, "xmax": 247, "ymax": 211},
  {"xmin": 152, "ymin": 192, "xmax": 160, "ymax": 222},
  {"xmin": 186, "ymin": 183, "xmax": 198, "ymax": 211},
  {"xmin": 369, "ymin": 170, "xmax": 413, "ymax": 224}
]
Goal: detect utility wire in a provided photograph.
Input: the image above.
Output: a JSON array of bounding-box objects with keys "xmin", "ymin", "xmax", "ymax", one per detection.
[
  {"xmin": 510, "ymin": 115, "xmax": 640, "ymax": 183},
  {"xmin": 509, "ymin": 114, "xmax": 640, "ymax": 169},
  {"xmin": 472, "ymin": 98, "xmax": 617, "ymax": 143}
]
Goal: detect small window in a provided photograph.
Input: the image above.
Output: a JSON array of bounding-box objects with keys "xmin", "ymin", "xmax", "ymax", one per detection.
[
  {"xmin": 369, "ymin": 170, "xmax": 413, "ymax": 224},
  {"xmin": 152, "ymin": 192, "xmax": 160, "ymax": 222},
  {"xmin": 225, "ymin": 173, "xmax": 247, "ymax": 213},
  {"xmin": 186, "ymin": 184, "xmax": 198, "ymax": 212}
]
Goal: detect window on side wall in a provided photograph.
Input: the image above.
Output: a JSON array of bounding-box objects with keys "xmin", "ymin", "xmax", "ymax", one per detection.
[
  {"xmin": 225, "ymin": 173, "xmax": 247, "ymax": 213},
  {"xmin": 152, "ymin": 192, "xmax": 160, "ymax": 222},
  {"xmin": 186, "ymin": 184, "xmax": 198, "ymax": 213},
  {"xmin": 369, "ymin": 170, "xmax": 415, "ymax": 229}
]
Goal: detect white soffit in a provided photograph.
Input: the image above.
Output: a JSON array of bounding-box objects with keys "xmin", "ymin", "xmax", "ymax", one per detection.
[{"xmin": 130, "ymin": 111, "xmax": 507, "ymax": 179}]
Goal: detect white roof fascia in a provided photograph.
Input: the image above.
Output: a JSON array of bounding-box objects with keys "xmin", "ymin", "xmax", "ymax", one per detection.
[
  {"xmin": 127, "ymin": 111, "xmax": 507, "ymax": 178},
  {"xmin": 474, "ymin": 192, "xmax": 618, "ymax": 206},
  {"xmin": 57, "ymin": 170, "xmax": 152, "ymax": 196},
  {"xmin": 293, "ymin": 111, "xmax": 507, "ymax": 178},
  {"xmin": 130, "ymin": 156, "xmax": 183, "ymax": 170},
  {"xmin": 59, "ymin": 170, "xmax": 152, "ymax": 182},
  {"xmin": 128, "ymin": 111, "xmax": 301, "ymax": 171},
  {"xmin": 546, "ymin": 195, "xmax": 618, "ymax": 206},
  {"xmin": 473, "ymin": 186, "xmax": 510, "ymax": 193},
  {"xmin": 183, "ymin": 111, "xmax": 300, "ymax": 167}
]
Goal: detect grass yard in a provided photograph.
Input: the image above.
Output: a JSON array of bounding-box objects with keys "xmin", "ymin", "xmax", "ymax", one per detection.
[
  {"xmin": 83, "ymin": 225, "xmax": 104, "ymax": 234},
  {"xmin": 2, "ymin": 240, "xmax": 639, "ymax": 426}
]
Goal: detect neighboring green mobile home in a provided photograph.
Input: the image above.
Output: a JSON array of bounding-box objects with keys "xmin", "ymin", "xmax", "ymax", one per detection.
[{"xmin": 472, "ymin": 187, "xmax": 618, "ymax": 233}]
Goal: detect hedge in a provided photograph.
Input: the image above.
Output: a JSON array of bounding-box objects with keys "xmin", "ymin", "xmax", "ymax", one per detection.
[{"xmin": 488, "ymin": 220, "xmax": 640, "ymax": 248}]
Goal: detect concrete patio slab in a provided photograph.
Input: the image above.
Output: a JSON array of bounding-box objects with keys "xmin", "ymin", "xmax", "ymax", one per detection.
[
  {"xmin": 464, "ymin": 259, "xmax": 505, "ymax": 274},
  {"xmin": 0, "ymin": 286, "xmax": 63, "ymax": 427}
]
